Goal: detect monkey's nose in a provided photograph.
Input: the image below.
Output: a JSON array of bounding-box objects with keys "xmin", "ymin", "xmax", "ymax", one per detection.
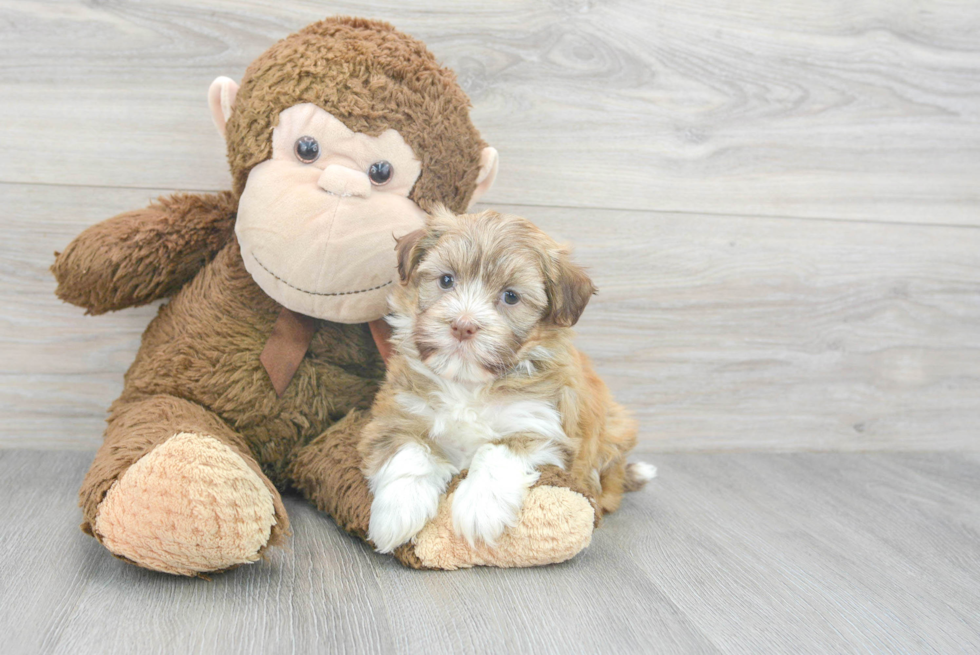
[
  {"xmin": 317, "ymin": 165, "xmax": 372, "ymax": 198},
  {"xmin": 450, "ymin": 319, "xmax": 480, "ymax": 342}
]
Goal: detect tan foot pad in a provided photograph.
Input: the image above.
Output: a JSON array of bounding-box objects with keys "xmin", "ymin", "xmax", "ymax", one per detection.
[
  {"xmin": 94, "ymin": 432, "xmax": 277, "ymax": 576},
  {"xmin": 411, "ymin": 485, "xmax": 594, "ymax": 570}
]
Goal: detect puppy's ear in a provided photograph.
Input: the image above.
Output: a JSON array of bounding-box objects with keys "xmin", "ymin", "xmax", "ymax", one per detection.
[
  {"xmin": 544, "ymin": 249, "xmax": 597, "ymax": 327},
  {"xmin": 395, "ymin": 229, "xmax": 427, "ymax": 284}
]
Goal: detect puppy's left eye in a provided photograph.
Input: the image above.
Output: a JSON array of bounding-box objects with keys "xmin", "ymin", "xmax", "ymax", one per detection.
[{"xmin": 502, "ymin": 290, "xmax": 520, "ymax": 305}]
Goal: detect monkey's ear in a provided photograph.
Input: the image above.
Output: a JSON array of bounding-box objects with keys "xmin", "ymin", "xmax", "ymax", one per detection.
[
  {"xmin": 208, "ymin": 76, "xmax": 240, "ymax": 138},
  {"xmin": 467, "ymin": 147, "xmax": 499, "ymax": 209},
  {"xmin": 395, "ymin": 229, "xmax": 428, "ymax": 284},
  {"xmin": 544, "ymin": 250, "xmax": 597, "ymax": 328}
]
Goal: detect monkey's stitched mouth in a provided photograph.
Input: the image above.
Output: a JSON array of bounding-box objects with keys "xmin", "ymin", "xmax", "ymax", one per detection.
[
  {"xmin": 251, "ymin": 252, "xmax": 393, "ymax": 297},
  {"xmin": 322, "ymin": 189, "xmax": 360, "ymax": 199}
]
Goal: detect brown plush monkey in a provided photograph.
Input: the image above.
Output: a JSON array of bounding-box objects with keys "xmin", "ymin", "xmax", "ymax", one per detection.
[{"xmin": 51, "ymin": 17, "xmax": 597, "ymax": 576}]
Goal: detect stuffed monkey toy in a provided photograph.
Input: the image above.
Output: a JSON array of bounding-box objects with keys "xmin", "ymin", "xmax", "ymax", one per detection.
[{"xmin": 51, "ymin": 17, "xmax": 597, "ymax": 575}]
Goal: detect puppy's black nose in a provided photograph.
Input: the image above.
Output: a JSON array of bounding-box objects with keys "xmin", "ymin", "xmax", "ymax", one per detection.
[{"xmin": 450, "ymin": 319, "xmax": 480, "ymax": 341}]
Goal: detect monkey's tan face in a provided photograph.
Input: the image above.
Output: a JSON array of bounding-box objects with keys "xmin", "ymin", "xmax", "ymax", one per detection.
[{"xmin": 236, "ymin": 103, "xmax": 428, "ymax": 322}]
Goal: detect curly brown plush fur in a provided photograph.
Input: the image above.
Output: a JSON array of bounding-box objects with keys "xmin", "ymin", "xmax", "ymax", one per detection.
[
  {"xmin": 225, "ymin": 17, "xmax": 486, "ymax": 209},
  {"xmin": 52, "ymin": 192, "xmax": 237, "ymax": 315},
  {"xmin": 52, "ymin": 16, "xmax": 597, "ymax": 576}
]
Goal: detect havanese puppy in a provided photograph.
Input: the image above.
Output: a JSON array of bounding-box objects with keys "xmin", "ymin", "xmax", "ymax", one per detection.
[{"xmin": 360, "ymin": 208, "xmax": 655, "ymax": 553}]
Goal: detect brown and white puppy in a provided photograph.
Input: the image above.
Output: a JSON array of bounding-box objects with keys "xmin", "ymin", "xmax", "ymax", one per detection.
[{"xmin": 359, "ymin": 208, "xmax": 655, "ymax": 553}]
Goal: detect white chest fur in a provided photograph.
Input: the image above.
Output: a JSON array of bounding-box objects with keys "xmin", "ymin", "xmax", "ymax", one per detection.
[{"xmin": 395, "ymin": 380, "xmax": 566, "ymax": 471}]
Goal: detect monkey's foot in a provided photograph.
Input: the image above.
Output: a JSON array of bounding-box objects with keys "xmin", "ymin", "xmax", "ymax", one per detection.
[
  {"xmin": 92, "ymin": 432, "xmax": 280, "ymax": 576},
  {"xmin": 395, "ymin": 468, "xmax": 596, "ymax": 570}
]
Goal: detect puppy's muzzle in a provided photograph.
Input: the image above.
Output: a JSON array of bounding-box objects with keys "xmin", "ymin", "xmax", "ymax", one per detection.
[{"xmin": 450, "ymin": 318, "xmax": 480, "ymax": 342}]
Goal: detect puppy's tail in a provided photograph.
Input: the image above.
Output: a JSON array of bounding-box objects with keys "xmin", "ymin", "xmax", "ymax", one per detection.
[{"xmin": 623, "ymin": 461, "xmax": 657, "ymax": 492}]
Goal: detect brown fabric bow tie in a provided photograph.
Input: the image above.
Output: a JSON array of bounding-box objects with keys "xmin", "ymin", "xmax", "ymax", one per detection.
[{"xmin": 260, "ymin": 307, "xmax": 392, "ymax": 397}]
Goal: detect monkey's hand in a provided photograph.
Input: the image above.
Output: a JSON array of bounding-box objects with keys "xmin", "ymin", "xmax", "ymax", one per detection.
[
  {"xmin": 401, "ymin": 466, "xmax": 597, "ymax": 570},
  {"xmin": 52, "ymin": 191, "xmax": 237, "ymax": 314}
]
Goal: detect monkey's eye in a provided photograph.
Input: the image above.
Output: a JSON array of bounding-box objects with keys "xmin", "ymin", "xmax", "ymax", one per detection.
[
  {"xmin": 368, "ymin": 161, "xmax": 393, "ymax": 185},
  {"xmin": 439, "ymin": 274, "xmax": 455, "ymax": 290},
  {"xmin": 294, "ymin": 136, "xmax": 320, "ymax": 163},
  {"xmin": 502, "ymin": 290, "xmax": 520, "ymax": 305}
]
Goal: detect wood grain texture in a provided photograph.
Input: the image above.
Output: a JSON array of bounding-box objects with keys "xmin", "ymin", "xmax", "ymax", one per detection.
[
  {"xmin": 0, "ymin": 0, "xmax": 978, "ymax": 224},
  {"xmin": 4, "ymin": 182, "xmax": 977, "ymax": 450},
  {"xmin": 526, "ymin": 204, "xmax": 980, "ymax": 451},
  {"xmin": 1, "ymin": 449, "xmax": 977, "ymax": 654}
]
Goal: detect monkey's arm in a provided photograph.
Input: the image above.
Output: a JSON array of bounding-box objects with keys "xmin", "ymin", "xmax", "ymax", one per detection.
[{"xmin": 52, "ymin": 191, "xmax": 237, "ymax": 314}]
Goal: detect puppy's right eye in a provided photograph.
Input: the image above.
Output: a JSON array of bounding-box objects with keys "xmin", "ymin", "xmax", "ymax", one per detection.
[
  {"xmin": 294, "ymin": 136, "xmax": 320, "ymax": 163},
  {"xmin": 439, "ymin": 274, "xmax": 455, "ymax": 290}
]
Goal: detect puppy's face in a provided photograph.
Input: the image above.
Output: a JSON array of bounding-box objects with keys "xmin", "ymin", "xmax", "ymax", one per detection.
[{"xmin": 391, "ymin": 209, "xmax": 595, "ymax": 383}]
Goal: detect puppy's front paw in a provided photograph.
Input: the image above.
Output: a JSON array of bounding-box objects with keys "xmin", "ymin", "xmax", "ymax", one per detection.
[
  {"xmin": 367, "ymin": 443, "xmax": 457, "ymax": 553},
  {"xmin": 369, "ymin": 484, "xmax": 439, "ymax": 554},
  {"xmin": 451, "ymin": 444, "xmax": 540, "ymax": 547}
]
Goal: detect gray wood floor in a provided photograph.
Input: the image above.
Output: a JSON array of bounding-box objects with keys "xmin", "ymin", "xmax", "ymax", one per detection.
[{"xmin": 1, "ymin": 449, "xmax": 978, "ymax": 654}]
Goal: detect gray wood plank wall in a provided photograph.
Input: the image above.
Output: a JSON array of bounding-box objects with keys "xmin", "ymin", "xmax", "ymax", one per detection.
[{"xmin": 1, "ymin": 1, "xmax": 978, "ymax": 451}]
